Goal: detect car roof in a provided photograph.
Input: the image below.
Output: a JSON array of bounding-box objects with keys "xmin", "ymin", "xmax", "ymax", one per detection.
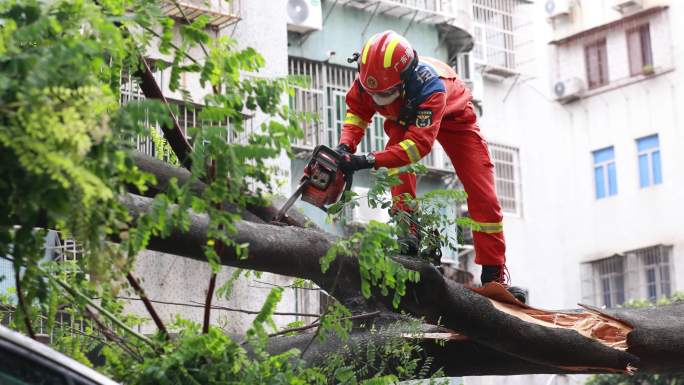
[{"xmin": 0, "ymin": 324, "xmax": 119, "ymax": 385}]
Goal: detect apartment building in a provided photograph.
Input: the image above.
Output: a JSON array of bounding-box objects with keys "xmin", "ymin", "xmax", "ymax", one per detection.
[{"xmin": 466, "ymin": 0, "xmax": 684, "ymax": 384}]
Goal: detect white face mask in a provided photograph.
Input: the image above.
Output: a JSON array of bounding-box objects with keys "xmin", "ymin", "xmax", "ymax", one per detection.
[{"xmin": 371, "ymin": 90, "xmax": 400, "ymax": 106}]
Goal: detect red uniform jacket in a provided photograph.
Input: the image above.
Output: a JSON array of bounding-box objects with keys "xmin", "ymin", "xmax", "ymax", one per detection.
[{"xmin": 339, "ymin": 56, "xmax": 475, "ymax": 168}]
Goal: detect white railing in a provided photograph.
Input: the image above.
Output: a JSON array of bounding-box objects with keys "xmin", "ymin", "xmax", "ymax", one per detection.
[
  {"xmin": 288, "ymin": 57, "xmax": 359, "ymax": 151},
  {"xmin": 472, "ymin": 0, "xmax": 532, "ymax": 76},
  {"xmin": 162, "ymin": 0, "xmax": 240, "ymax": 29},
  {"xmin": 385, "ymin": 0, "xmax": 452, "ymax": 14}
]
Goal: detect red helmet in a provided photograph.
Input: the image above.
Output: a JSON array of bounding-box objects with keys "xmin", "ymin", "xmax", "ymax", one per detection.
[{"xmin": 358, "ymin": 31, "xmax": 415, "ymax": 93}]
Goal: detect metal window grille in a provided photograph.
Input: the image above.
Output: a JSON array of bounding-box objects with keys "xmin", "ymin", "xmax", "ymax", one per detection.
[
  {"xmin": 489, "ymin": 143, "xmax": 522, "ymax": 216},
  {"xmin": 631, "ymin": 245, "xmax": 673, "ymax": 301},
  {"xmin": 119, "ymin": 71, "xmax": 252, "ymax": 159},
  {"xmin": 294, "ymin": 283, "xmax": 318, "ymax": 324},
  {"xmin": 288, "ymin": 57, "xmax": 387, "ymax": 153},
  {"xmin": 383, "ymin": 0, "xmax": 449, "ymax": 13},
  {"xmin": 472, "ymin": 0, "xmax": 521, "ymax": 73},
  {"xmin": 581, "ymin": 245, "xmax": 675, "ymax": 307},
  {"xmin": 0, "ymin": 259, "xmax": 13, "ymax": 302},
  {"xmin": 595, "ymin": 256, "xmax": 626, "ymax": 308}
]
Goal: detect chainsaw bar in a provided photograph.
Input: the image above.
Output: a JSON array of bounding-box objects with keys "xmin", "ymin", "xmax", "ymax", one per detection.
[{"xmin": 273, "ymin": 179, "xmax": 308, "ymax": 222}]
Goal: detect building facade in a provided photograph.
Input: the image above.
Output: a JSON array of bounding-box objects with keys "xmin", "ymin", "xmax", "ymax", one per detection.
[
  {"xmin": 466, "ymin": 0, "xmax": 684, "ymax": 384},
  {"xmin": 3, "ymin": 0, "xmax": 682, "ymax": 383}
]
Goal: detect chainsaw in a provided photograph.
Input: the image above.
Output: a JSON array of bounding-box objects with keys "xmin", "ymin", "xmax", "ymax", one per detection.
[{"xmin": 274, "ymin": 145, "xmax": 353, "ymax": 222}]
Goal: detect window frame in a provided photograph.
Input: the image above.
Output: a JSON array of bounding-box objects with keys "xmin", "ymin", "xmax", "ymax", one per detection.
[
  {"xmin": 489, "ymin": 143, "xmax": 523, "ymax": 216},
  {"xmin": 584, "ymin": 38, "xmax": 609, "ymax": 89},
  {"xmin": 630, "ymin": 245, "xmax": 674, "ymax": 301},
  {"xmin": 593, "ymin": 255, "xmax": 627, "ymax": 308},
  {"xmin": 626, "ymin": 23, "xmax": 654, "ymax": 77},
  {"xmin": 636, "ymin": 134, "xmax": 662, "ymax": 188},
  {"xmin": 592, "ymin": 146, "xmax": 618, "ymax": 199}
]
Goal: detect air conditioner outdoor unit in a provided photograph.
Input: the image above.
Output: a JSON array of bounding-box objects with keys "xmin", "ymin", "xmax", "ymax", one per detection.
[
  {"xmin": 286, "ymin": 0, "xmax": 323, "ymax": 33},
  {"xmin": 545, "ymin": 0, "xmax": 572, "ymax": 20},
  {"xmin": 553, "ymin": 77, "xmax": 585, "ymax": 102},
  {"xmin": 613, "ymin": 0, "xmax": 643, "ymax": 13}
]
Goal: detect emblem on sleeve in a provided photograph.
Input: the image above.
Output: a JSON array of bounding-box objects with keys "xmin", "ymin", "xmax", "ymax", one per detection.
[{"xmin": 415, "ymin": 110, "xmax": 433, "ymax": 128}]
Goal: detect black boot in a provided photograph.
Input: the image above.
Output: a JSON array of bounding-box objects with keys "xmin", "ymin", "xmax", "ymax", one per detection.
[
  {"xmin": 481, "ymin": 265, "xmax": 527, "ymax": 304},
  {"xmin": 398, "ymin": 233, "xmax": 420, "ymax": 256}
]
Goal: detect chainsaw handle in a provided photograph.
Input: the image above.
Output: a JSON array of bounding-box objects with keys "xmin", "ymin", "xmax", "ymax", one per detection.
[{"xmin": 344, "ymin": 170, "xmax": 354, "ymax": 193}]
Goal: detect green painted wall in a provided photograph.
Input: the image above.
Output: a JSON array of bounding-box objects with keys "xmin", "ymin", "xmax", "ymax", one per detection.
[{"xmin": 287, "ymin": 0, "xmax": 449, "ymax": 66}]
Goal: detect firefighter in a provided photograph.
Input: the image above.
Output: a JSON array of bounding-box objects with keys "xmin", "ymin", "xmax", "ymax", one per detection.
[{"xmin": 336, "ymin": 30, "xmax": 519, "ymax": 293}]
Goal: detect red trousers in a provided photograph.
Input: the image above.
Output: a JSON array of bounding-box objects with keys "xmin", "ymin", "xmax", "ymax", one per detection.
[{"xmin": 385, "ymin": 115, "xmax": 506, "ymax": 266}]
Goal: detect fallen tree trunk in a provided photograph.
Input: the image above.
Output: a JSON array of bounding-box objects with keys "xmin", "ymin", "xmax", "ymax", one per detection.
[
  {"xmin": 123, "ymin": 193, "xmax": 684, "ymax": 375},
  {"xmin": 266, "ymin": 318, "xmax": 647, "ymax": 377}
]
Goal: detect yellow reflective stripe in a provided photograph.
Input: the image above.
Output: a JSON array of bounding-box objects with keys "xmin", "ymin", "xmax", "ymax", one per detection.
[
  {"xmin": 343, "ymin": 112, "xmax": 369, "ymax": 129},
  {"xmin": 473, "ymin": 221, "xmax": 504, "ymax": 234},
  {"xmin": 383, "ymin": 36, "xmax": 402, "ymax": 68},
  {"xmin": 361, "ymin": 40, "xmax": 373, "ymax": 65},
  {"xmin": 388, "ymin": 168, "xmax": 415, "ymax": 177},
  {"xmin": 398, "ymin": 139, "xmax": 421, "ymax": 163}
]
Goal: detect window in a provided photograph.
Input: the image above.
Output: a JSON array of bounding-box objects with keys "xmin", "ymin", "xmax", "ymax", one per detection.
[
  {"xmin": 294, "ymin": 282, "xmax": 318, "ymax": 324},
  {"xmin": 592, "ymin": 146, "xmax": 617, "ymax": 199},
  {"xmin": 634, "ymin": 245, "xmax": 672, "ymax": 301},
  {"xmin": 289, "ymin": 57, "xmax": 371, "ymax": 151},
  {"xmin": 586, "ymin": 255, "xmax": 626, "ymax": 308},
  {"xmin": 472, "ymin": 0, "xmax": 519, "ymax": 72},
  {"xmin": 636, "ymin": 134, "xmax": 662, "ymax": 188},
  {"xmin": 627, "ymin": 24, "xmax": 653, "ymax": 76},
  {"xmin": 581, "ymin": 245, "xmax": 675, "ymax": 307},
  {"xmin": 0, "ymin": 346, "xmax": 70, "ymax": 385},
  {"xmin": 358, "ymin": 116, "xmax": 385, "ymax": 154},
  {"xmin": 585, "ymin": 39, "xmax": 609, "ymax": 89},
  {"xmin": 489, "ymin": 143, "xmax": 522, "ymax": 215}
]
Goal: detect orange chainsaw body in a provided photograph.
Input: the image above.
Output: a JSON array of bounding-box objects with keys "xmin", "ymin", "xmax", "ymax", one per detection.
[{"xmin": 301, "ymin": 145, "xmax": 350, "ymax": 211}]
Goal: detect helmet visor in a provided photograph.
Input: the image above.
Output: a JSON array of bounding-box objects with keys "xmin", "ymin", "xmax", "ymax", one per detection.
[{"xmin": 366, "ymin": 84, "xmax": 402, "ymax": 97}]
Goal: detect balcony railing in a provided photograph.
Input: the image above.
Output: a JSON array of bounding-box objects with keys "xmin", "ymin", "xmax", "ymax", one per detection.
[
  {"xmin": 471, "ymin": 0, "xmax": 532, "ymax": 77},
  {"xmin": 162, "ymin": 0, "xmax": 240, "ymax": 29},
  {"xmin": 338, "ymin": 0, "xmax": 468, "ymax": 25}
]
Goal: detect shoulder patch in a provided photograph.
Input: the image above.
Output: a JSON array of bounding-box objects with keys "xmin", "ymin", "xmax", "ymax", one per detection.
[
  {"xmin": 404, "ymin": 63, "xmax": 446, "ymax": 108},
  {"xmin": 416, "ymin": 65, "xmax": 437, "ymax": 84},
  {"xmin": 415, "ymin": 109, "xmax": 433, "ymax": 128}
]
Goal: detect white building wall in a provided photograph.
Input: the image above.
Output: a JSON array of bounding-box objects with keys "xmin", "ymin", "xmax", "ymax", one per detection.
[
  {"xmin": 467, "ymin": 1, "xmax": 683, "ymax": 384},
  {"xmin": 473, "ymin": 0, "xmax": 684, "ymax": 310}
]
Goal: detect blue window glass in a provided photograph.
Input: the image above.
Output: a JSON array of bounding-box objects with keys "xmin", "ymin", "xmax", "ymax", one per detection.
[
  {"xmin": 592, "ymin": 146, "xmax": 617, "ymax": 199},
  {"xmin": 638, "ymin": 154, "xmax": 650, "ymax": 188},
  {"xmin": 636, "ymin": 134, "xmax": 662, "ymax": 188},
  {"xmin": 594, "ymin": 166, "xmax": 606, "ymax": 198},
  {"xmin": 652, "ymin": 150, "xmax": 662, "ymax": 184}
]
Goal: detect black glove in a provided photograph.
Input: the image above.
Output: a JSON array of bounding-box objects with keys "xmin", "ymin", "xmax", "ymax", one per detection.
[
  {"xmin": 339, "ymin": 153, "xmax": 372, "ymax": 174},
  {"xmin": 335, "ymin": 144, "xmax": 351, "ymax": 155}
]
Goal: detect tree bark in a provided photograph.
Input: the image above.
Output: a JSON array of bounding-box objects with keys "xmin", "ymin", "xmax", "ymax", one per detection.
[
  {"xmin": 130, "ymin": 151, "xmax": 320, "ymax": 230},
  {"xmin": 122, "ymin": 193, "xmax": 684, "ymax": 376}
]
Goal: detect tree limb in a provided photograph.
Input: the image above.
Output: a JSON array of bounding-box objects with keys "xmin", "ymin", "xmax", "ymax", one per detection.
[
  {"xmin": 14, "ymin": 267, "xmax": 36, "ymax": 340},
  {"xmin": 125, "ymin": 272, "xmax": 168, "ymax": 339},
  {"xmin": 122, "ymin": 192, "xmax": 684, "ymax": 375}
]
